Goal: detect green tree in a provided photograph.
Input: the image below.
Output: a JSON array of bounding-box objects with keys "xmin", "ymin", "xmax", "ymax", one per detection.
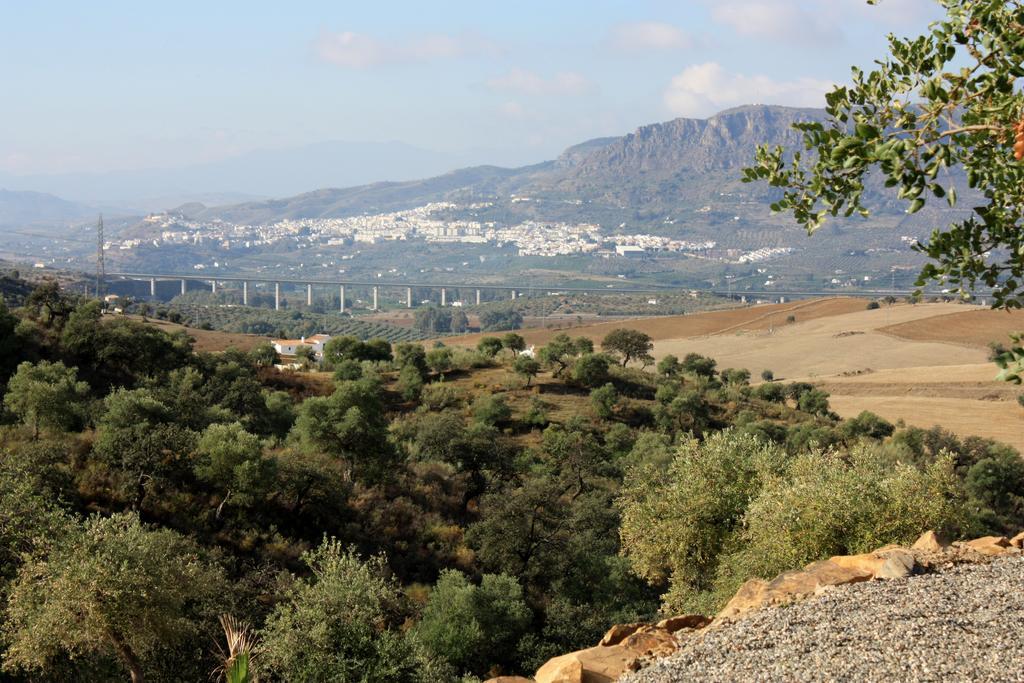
[
  {"xmin": 248, "ymin": 342, "xmax": 280, "ymax": 367},
  {"xmin": 798, "ymin": 388, "xmax": 832, "ymax": 416},
  {"xmin": 571, "ymin": 353, "xmax": 610, "ymax": 389},
  {"xmin": 425, "ymin": 347, "xmax": 454, "ymax": 379},
  {"xmin": 681, "ymin": 353, "xmax": 717, "ymax": 378},
  {"xmin": 618, "ymin": 431, "xmax": 791, "ymax": 613},
  {"xmin": 1, "ymin": 512, "xmax": 226, "ymax": 683},
  {"xmin": 4, "ymin": 360, "xmax": 90, "ymax": 438},
  {"xmin": 260, "ymin": 539, "xmax": 419, "ymax": 682},
  {"xmin": 657, "ymin": 354, "xmax": 681, "ymax": 378},
  {"xmin": 292, "ymin": 379, "xmax": 398, "ymax": 483},
  {"xmin": 513, "ymin": 354, "xmax": 541, "ymax": 387},
  {"xmin": 479, "ymin": 309, "xmax": 523, "ymax": 332},
  {"xmin": 721, "ymin": 368, "xmax": 751, "ymax": 386},
  {"xmin": 538, "ymin": 334, "xmax": 579, "ymax": 377},
  {"xmin": 477, "ymin": 336, "xmax": 504, "ymax": 358},
  {"xmin": 742, "ymin": 1, "xmax": 1024, "ymax": 309},
  {"xmin": 194, "ymin": 422, "xmax": 274, "ymax": 508},
  {"xmin": 397, "ymin": 363, "xmax": 424, "ymax": 402},
  {"xmin": 502, "ymin": 332, "xmax": 526, "ymax": 357},
  {"xmin": 601, "ymin": 329, "xmax": 654, "ymax": 367},
  {"xmin": 590, "ymin": 383, "xmax": 619, "ymax": 420},
  {"xmin": 410, "ymin": 570, "xmax": 531, "ymax": 678},
  {"xmin": 471, "ymin": 394, "xmax": 512, "ymax": 427}
]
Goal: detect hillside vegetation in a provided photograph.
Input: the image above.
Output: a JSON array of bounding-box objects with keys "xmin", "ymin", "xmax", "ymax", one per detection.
[{"xmin": 0, "ymin": 280, "xmax": 1021, "ymax": 681}]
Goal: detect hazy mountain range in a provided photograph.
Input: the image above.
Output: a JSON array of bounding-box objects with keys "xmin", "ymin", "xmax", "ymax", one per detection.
[
  {"xmin": 188, "ymin": 105, "xmax": 836, "ymax": 225},
  {"xmin": 2, "ymin": 105, "xmax": 910, "ymax": 231}
]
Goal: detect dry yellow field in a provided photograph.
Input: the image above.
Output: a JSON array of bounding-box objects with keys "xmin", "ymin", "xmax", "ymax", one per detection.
[{"xmin": 646, "ymin": 301, "xmax": 1023, "ymax": 450}]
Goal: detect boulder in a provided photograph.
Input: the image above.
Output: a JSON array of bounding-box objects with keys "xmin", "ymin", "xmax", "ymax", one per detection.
[
  {"xmin": 716, "ymin": 559, "xmax": 873, "ymax": 621},
  {"xmin": 655, "ymin": 614, "xmax": 712, "ymax": 633},
  {"xmin": 957, "ymin": 536, "xmax": 1012, "ymax": 556},
  {"xmin": 829, "ymin": 547, "xmax": 916, "ymax": 579},
  {"xmin": 911, "ymin": 530, "xmax": 949, "ymax": 553},
  {"xmin": 485, "ymin": 678, "xmax": 534, "ymax": 683},
  {"xmin": 534, "ymin": 644, "xmax": 635, "ymax": 683},
  {"xmin": 599, "ymin": 622, "xmax": 644, "ymax": 647},
  {"xmin": 535, "ymin": 625, "xmax": 680, "ymax": 682},
  {"xmin": 1011, "ymin": 531, "xmax": 1024, "ymax": 549},
  {"xmin": 716, "ymin": 577, "xmax": 769, "ymax": 621},
  {"xmin": 620, "ymin": 626, "xmax": 677, "ymax": 658}
]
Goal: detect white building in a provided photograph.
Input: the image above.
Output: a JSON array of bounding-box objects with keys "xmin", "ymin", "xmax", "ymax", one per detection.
[{"xmin": 272, "ymin": 333, "xmax": 332, "ymax": 359}]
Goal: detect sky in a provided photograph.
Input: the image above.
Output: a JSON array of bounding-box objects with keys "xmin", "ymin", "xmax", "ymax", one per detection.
[{"xmin": 0, "ymin": 0, "xmax": 943, "ymax": 176}]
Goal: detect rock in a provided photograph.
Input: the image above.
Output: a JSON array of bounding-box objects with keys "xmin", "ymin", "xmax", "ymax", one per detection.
[
  {"xmin": 599, "ymin": 622, "xmax": 644, "ymax": 647},
  {"xmin": 958, "ymin": 536, "xmax": 1012, "ymax": 556},
  {"xmin": 621, "ymin": 626, "xmax": 678, "ymax": 658},
  {"xmin": 534, "ymin": 644, "xmax": 635, "ymax": 683},
  {"xmin": 717, "ymin": 560, "xmax": 873, "ymax": 620},
  {"xmin": 485, "ymin": 678, "xmax": 534, "ymax": 683},
  {"xmin": 911, "ymin": 530, "xmax": 949, "ymax": 553},
  {"xmin": 829, "ymin": 547, "xmax": 916, "ymax": 579},
  {"xmin": 1011, "ymin": 531, "xmax": 1024, "ymax": 549},
  {"xmin": 536, "ymin": 626, "xmax": 680, "ymax": 682},
  {"xmin": 877, "ymin": 549, "xmax": 918, "ymax": 579},
  {"xmin": 655, "ymin": 614, "xmax": 712, "ymax": 633},
  {"xmin": 716, "ymin": 577, "xmax": 769, "ymax": 621}
]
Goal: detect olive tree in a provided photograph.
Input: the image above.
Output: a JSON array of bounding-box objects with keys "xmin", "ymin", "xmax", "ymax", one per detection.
[
  {"xmin": 260, "ymin": 539, "xmax": 419, "ymax": 682},
  {"xmin": 4, "ymin": 360, "xmax": 90, "ymax": 438},
  {"xmin": 2, "ymin": 513, "xmax": 226, "ymax": 683},
  {"xmin": 743, "ymin": 1, "xmax": 1024, "ymax": 312},
  {"xmin": 600, "ymin": 329, "xmax": 653, "ymax": 368}
]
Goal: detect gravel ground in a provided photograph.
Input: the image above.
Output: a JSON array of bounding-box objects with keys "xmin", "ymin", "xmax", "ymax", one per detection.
[{"xmin": 622, "ymin": 555, "xmax": 1024, "ymax": 682}]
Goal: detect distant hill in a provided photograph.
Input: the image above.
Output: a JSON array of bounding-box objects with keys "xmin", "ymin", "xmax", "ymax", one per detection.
[
  {"xmin": 0, "ymin": 140, "xmax": 498, "ymax": 206},
  {"xmin": 194, "ymin": 105, "xmax": 849, "ymax": 225},
  {"xmin": 0, "ymin": 189, "xmax": 98, "ymax": 228}
]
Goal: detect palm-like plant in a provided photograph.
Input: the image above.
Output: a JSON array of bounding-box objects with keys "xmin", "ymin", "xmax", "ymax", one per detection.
[{"xmin": 214, "ymin": 614, "xmax": 258, "ymax": 683}]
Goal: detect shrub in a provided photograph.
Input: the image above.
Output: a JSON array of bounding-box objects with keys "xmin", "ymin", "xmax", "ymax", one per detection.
[
  {"xmin": 410, "ymin": 570, "xmax": 531, "ymax": 678},
  {"xmin": 471, "ymin": 395, "xmax": 512, "ymax": 427},
  {"xmin": 760, "ymin": 369, "xmax": 774, "ymax": 382},
  {"xmin": 571, "ymin": 353, "xmax": 610, "ymax": 388},
  {"xmin": 713, "ymin": 447, "xmax": 965, "ymax": 607},
  {"xmin": 419, "ymin": 383, "xmax": 467, "ymax": 411},
  {"xmin": 752, "ymin": 382, "xmax": 786, "ymax": 403},
  {"xmin": 618, "ymin": 431, "xmax": 790, "ymax": 614},
  {"xmin": 590, "ymin": 383, "xmax": 619, "ymax": 420},
  {"xmin": 720, "ymin": 368, "xmax": 751, "ymax": 386},
  {"xmin": 261, "ymin": 540, "xmax": 419, "ymax": 681},
  {"xmin": 797, "ymin": 388, "xmax": 831, "ymax": 416},
  {"xmin": 866, "ymin": 300, "xmax": 881, "ymax": 310}
]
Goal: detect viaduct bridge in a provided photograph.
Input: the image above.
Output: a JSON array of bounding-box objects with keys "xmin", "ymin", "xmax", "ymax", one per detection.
[{"xmin": 105, "ymin": 271, "xmax": 923, "ymax": 312}]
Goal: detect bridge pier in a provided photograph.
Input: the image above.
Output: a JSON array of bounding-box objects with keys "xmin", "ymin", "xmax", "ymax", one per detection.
[
  {"xmin": 406, "ymin": 287, "xmax": 413, "ymax": 308},
  {"xmin": 211, "ymin": 280, "xmax": 217, "ymax": 294},
  {"xmin": 180, "ymin": 279, "xmax": 187, "ymax": 296},
  {"xmin": 150, "ymin": 278, "xmax": 156, "ymax": 297},
  {"xmin": 476, "ymin": 289, "xmax": 481, "ymax": 306},
  {"xmin": 274, "ymin": 282, "xmax": 280, "ymax": 310},
  {"xmin": 339, "ymin": 285, "xmax": 346, "ymax": 313},
  {"xmin": 242, "ymin": 281, "xmax": 248, "ymax": 306},
  {"xmin": 441, "ymin": 288, "xmax": 447, "ymax": 307},
  {"xmin": 372, "ymin": 286, "xmax": 379, "ymax": 311},
  {"xmin": 306, "ymin": 283, "xmax": 313, "ymax": 307},
  {"xmin": 511, "ymin": 289, "xmax": 517, "ymax": 300}
]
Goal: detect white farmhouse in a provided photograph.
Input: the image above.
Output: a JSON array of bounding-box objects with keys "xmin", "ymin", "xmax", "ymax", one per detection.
[{"xmin": 271, "ymin": 333, "xmax": 332, "ymax": 359}]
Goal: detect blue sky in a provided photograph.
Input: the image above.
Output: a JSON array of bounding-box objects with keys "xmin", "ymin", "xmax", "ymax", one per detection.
[{"xmin": 0, "ymin": 0, "xmax": 942, "ymax": 175}]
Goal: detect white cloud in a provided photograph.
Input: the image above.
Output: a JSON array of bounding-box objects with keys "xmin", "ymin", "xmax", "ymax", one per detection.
[
  {"xmin": 314, "ymin": 30, "xmax": 493, "ymax": 69},
  {"xmin": 485, "ymin": 69, "xmax": 595, "ymax": 97},
  {"xmin": 663, "ymin": 62, "xmax": 832, "ymax": 117},
  {"xmin": 707, "ymin": 0, "xmax": 937, "ymax": 42},
  {"xmin": 710, "ymin": 1, "xmax": 842, "ymax": 43},
  {"xmin": 607, "ymin": 21, "xmax": 692, "ymax": 52}
]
